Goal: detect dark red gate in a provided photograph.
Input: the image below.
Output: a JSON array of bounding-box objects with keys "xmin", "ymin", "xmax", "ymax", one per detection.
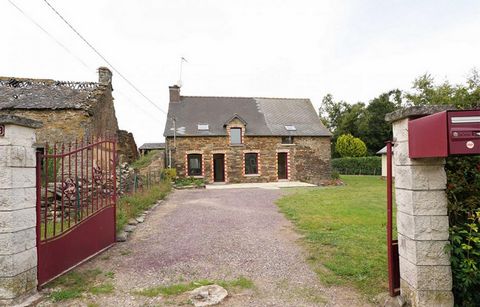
[{"xmin": 36, "ymin": 138, "xmax": 117, "ymax": 286}]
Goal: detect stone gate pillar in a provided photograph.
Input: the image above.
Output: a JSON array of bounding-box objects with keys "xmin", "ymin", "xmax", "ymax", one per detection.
[
  {"xmin": 0, "ymin": 115, "xmax": 42, "ymax": 305},
  {"xmin": 386, "ymin": 106, "xmax": 454, "ymax": 307}
]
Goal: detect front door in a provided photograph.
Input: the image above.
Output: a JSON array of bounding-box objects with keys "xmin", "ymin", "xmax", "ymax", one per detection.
[
  {"xmin": 213, "ymin": 154, "xmax": 225, "ymax": 182},
  {"xmin": 277, "ymin": 152, "xmax": 288, "ymax": 180}
]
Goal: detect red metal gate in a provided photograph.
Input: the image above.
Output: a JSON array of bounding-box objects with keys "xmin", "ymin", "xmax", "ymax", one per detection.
[{"xmin": 36, "ymin": 138, "xmax": 117, "ymax": 286}]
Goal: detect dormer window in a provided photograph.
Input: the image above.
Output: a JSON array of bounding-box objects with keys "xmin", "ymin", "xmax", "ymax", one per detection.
[
  {"xmin": 230, "ymin": 128, "xmax": 242, "ymax": 144},
  {"xmin": 197, "ymin": 124, "xmax": 209, "ymax": 131}
]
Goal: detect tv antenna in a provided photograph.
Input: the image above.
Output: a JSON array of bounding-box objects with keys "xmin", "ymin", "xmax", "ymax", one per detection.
[{"xmin": 177, "ymin": 57, "xmax": 188, "ymax": 87}]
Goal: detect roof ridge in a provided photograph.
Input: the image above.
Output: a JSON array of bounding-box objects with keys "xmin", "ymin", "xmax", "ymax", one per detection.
[
  {"xmin": 181, "ymin": 95, "xmax": 309, "ymax": 100},
  {"xmin": 0, "ymin": 77, "xmax": 98, "ymax": 91}
]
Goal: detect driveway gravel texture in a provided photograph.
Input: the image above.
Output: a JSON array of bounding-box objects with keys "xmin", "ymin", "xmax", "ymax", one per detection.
[{"xmin": 41, "ymin": 188, "xmax": 371, "ymax": 306}]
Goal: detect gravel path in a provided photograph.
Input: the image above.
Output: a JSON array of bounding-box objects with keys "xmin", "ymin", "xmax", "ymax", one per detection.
[{"xmin": 41, "ymin": 188, "xmax": 371, "ymax": 306}]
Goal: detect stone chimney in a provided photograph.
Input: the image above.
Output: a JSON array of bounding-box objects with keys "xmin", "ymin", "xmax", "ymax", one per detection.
[
  {"xmin": 169, "ymin": 85, "xmax": 181, "ymax": 103},
  {"xmin": 98, "ymin": 67, "xmax": 112, "ymax": 86}
]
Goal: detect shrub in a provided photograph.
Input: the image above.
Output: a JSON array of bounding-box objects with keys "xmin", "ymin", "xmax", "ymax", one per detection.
[
  {"xmin": 161, "ymin": 168, "xmax": 177, "ymax": 181},
  {"xmin": 332, "ymin": 156, "xmax": 381, "ymax": 175},
  {"xmin": 174, "ymin": 177, "xmax": 205, "ymax": 187},
  {"xmin": 335, "ymin": 134, "xmax": 367, "ymax": 157},
  {"xmin": 130, "ymin": 150, "xmax": 162, "ymax": 170},
  {"xmin": 445, "ymin": 156, "xmax": 480, "ymax": 306}
]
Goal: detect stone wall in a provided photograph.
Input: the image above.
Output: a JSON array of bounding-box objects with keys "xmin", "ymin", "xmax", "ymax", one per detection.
[
  {"xmin": 1, "ymin": 109, "xmax": 89, "ymax": 144},
  {"xmin": 0, "ymin": 116, "xmax": 40, "ymax": 305},
  {"xmin": 89, "ymin": 85, "xmax": 119, "ymax": 138},
  {"xmin": 117, "ymin": 130, "xmax": 139, "ymax": 164},
  {"xmin": 166, "ymin": 135, "xmax": 331, "ymax": 184}
]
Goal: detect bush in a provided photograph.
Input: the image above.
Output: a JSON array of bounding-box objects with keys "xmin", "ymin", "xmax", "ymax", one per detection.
[
  {"xmin": 130, "ymin": 150, "xmax": 162, "ymax": 170},
  {"xmin": 445, "ymin": 156, "xmax": 480, "ymax": 306},
  {"xmin": 174, "ymin": 177, "xmax": 205, "ymax": 187},
  {"xmin": 332, "ymin": 156, "xmax": 381, "ymax": 175},
  {"xmin": 335, "ymin": 134, "xmax": 367, "ymax": 157},
  {"xmin": 161, "ymin": 168, "xmax": 177, "ymax": 181}
]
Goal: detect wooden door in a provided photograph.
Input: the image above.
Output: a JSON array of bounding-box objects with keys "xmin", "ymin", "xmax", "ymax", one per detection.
[
  {"xmin": 278, "ymin": 152, "xmax": 288, "ymax": 179},
  {"xmin": 213, "ymin": 154, "xmax": 225, "ymax": 182}
]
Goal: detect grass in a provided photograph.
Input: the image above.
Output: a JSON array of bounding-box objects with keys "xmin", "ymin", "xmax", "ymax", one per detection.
[
  {"xmin": 116, "ymin": 181, "xmax": 171, "ymax": 232},
  {"xmin": 134, "ymin": 276, "xmax": 254, "ymax": 298},
  {"xmin": 48, "ymin": 268, "xmax": 114, "ymax": 302},
  {"xmin": 276, "ymin": 175, "xmax": 394, "ymax": 299},
  {"xmin": 130, "ymin": 150, "xmax": 162, "ymax": 170}
]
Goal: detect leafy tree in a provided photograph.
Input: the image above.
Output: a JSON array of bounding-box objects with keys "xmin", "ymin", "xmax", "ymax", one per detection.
[
  {"xmin": 335, "ymin": 134, "xmax": 367, "ymax": 157},
  {"xmin": 318, "ymin": 94, "xmax": 350, "ymax": 133},
  {"xmin": 336, "ymin": 102, "xmax": 366, "ymax": 139},
  {"xmin": 405, "ymin": 69, "xmax": 480, "ymax": 109},
  {"xmin": 358, "ymin": 90, "xmax": 403, "ymax": 154}
]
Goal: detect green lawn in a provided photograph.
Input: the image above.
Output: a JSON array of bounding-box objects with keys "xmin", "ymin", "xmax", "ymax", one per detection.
[{"xmin": 277, "ymin": 175, "xmax": 392, "ymax": 299}]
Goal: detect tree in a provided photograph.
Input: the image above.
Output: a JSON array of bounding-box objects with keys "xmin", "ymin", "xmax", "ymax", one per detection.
[
  {"xmin": 335, "ymin": 134, "xmax": 367, "ymax": 157},
  {"xmin": 405, "ymin": 69, "xmax": 480, "ymax": 109},
  {"xmin": 358, "ymin": 89, "xmax": 403, "ymax": 154},
  {"xmin": 318, "ymin": 94, "xmax": 350, "ymax": 133}
]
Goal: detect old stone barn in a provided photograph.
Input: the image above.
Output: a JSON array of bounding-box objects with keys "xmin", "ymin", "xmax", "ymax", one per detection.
[
  {"xmin": 0, "ymin": 67, "xmax": 137, "ymax": 163},
  {"xmin": 163, "ymin": 86, "xmax": 332, "ymax": 185}
]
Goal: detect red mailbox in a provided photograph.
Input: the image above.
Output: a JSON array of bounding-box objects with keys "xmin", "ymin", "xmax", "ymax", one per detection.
[{"xmin": 408, "ymin": 110, "xmax": 480, "ymax": 158}]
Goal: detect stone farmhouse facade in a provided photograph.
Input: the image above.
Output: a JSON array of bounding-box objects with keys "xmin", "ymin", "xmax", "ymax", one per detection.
[
  {"xmin": 0, "ymin": 67, "xmax": 137, "ymax": 163},
  {"xmin": 163, "ymin": 86, "xmax": 332, "ymax": 185}
]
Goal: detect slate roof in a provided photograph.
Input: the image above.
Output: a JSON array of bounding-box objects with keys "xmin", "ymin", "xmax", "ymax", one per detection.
[
  {"xmin": 139, "ymin": 143, "xmax": 166, "ymax": 150},
  {"xmin": 0, "ymin": 77, "xmax": 100, "ymax": 110},
  {"xmin": 163, "ymin": 96, "xmax": 331, "ymax": 137}
]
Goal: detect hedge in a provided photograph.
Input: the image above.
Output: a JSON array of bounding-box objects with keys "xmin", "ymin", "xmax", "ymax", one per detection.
[
  {"xmin": 332, "ymin": 156, "xmax": 381, "ymax": 175},
  {"xmin": 445, "ymin": 156, "xmax": 480, "ymax": 306}
]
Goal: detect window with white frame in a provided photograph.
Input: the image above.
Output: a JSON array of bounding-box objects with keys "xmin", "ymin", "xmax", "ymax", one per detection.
[
  {"xmin": 245, "ymin": 153, "xmax": 258, "ymax": 174},
  {"xmin": 187, "ymin": 154, "xmax": 202, "ymax": 176},
  {"xmin": 230, "ymin": 128, "xmax": 242, "ymax": 144}
]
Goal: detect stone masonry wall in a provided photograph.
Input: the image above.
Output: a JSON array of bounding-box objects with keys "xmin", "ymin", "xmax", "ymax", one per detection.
[
  {"xmin": 117, "ymin": 130, "xmax": 139, "ymax": 164},
  {"xmin": 1, "ymin": 109, "xmax": 90, "ymax": 144},
  {"xmin": 166, "ymin": 135, "xmax": 331, "ymax": 184},
  {"xmin": 0, "ymin": 120, "xmax": 39, "ymax": 304}
]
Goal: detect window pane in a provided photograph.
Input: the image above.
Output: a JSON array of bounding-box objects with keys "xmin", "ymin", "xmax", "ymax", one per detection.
[
  {"xmin": 245, "ymin": 153, "xmax": 258, "ymax": 174},
  {"xmin": 281, "ymin": 136, "xmax": 294, "ymax": 144},
  {"xmin": 230, "ymin": 128, "xmax": 242, "ymax": 144},
  {"xmin": 188, "ymin": 154, "xmax": 202, "ymax": 176}
]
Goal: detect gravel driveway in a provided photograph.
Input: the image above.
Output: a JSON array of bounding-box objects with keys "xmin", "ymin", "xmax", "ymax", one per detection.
[{"xmin": 43, "ymin": 188, "xmax": 370, "ymax": 306}]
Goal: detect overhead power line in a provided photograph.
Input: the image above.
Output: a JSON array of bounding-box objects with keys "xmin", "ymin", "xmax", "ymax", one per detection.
[
  {"xmin": 42, "ymin": 0, "xmax": 168, "ymax": 115},
  {"xmin": 8, "ymin": 0, "xmax": 91, "ymax": 70},
  {"xmin": 8, "ymin": 0, "xmax": 164, "ymax": 122}
]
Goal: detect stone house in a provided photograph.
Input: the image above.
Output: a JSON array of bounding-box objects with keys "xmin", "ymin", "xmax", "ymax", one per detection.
[
  {"xmin": 139, "ymin": 142, "xmax": 165, "ymax": 156},
  {"xmin": 163, "ymin": 86, "xmax": 332, "ymax": 184},
  {"xmin": 0, "ymin": 67, "xmax": 137, "ymax": 163}
]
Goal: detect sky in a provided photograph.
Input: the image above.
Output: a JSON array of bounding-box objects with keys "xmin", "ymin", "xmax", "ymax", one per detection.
[{"xmin": 2, "ymin": 0, "xmax": 480, "ymax": 145}]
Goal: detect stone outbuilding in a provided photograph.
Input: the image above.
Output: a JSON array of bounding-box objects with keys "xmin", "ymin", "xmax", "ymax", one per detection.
[
  {"xmin": 377, "ymin": 145, "xmax": 396, "ymax": 177},
  {"xmin": 163, "ymin": 85, "xmax": 332, "ymax": 185},
  {"xmin": 139, "ymin": 142, "xmax": 165, "ymax": 156},
  {"xmin": 0, "ymin": 67, "xmax": 138, "ymax": 162}
]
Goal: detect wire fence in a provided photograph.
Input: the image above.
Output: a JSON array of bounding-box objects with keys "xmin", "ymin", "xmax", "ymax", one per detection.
[{"xmin": 117, "ymin": 169, "xmax": 166, "ymax": 195}]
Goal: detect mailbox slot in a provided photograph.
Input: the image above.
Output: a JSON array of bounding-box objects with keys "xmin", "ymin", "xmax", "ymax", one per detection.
[{"xmin": 408, "ymin": 110, "xmax": 480, "ymax": 158}]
